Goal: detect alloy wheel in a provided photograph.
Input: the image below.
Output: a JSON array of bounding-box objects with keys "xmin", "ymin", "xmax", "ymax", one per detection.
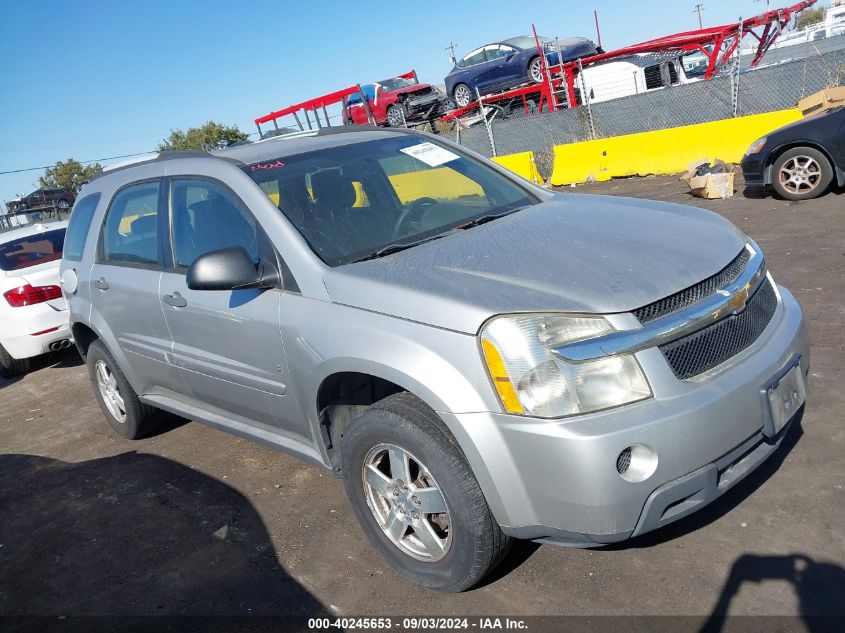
[
  {"xmin": 529, "ymin": 57, "xmax": 544, "ymax": 83},
  {"xmin": 778, "ymin": 155, "xmax": 821, "ymax": 195},
  {"xmin": 453, "ymin": 85, "xmax": 472, "ymax": 108},
  {"xmin": 95, "ymin": 360, "xmax": 126, "ymax": 423},
  {"xmin": 387, "ymin": 107, "xmax": 404, "ymax": 127},
  {"xmin": 362, "ymin": 443, "xmax": 451, "ymax": 562}
]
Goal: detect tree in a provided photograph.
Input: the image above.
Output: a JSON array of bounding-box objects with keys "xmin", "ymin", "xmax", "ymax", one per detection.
[
  {"xmin": 157, "ymin": 121, "xmax": 248, "ymax": 152},
  {"xmin": 39, "ymin": 159, "xmax": 101, "ymax": 192},
  {"xmin": 794, "ymin": 7, "xmax": 825, "ymax": 31}
]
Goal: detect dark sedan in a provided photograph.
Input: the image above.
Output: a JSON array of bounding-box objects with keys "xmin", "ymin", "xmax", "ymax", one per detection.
[
  {"xmin": 444, "ymin": 36, "xmax": 598, "ymax": 107},
  {"xmin": 741, "ymin": 106, "xmax": 845, "ymax": 200}
]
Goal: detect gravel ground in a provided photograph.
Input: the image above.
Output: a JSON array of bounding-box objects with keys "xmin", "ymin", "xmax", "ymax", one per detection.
[{"xmin": 1, "ymin": 174, "xmax": 843, "ymax": 622}]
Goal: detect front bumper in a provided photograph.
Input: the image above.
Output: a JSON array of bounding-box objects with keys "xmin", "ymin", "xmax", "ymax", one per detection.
[
  {"xmin": 740, "ymin": 153, "xmax": 769, "ymax": 187},
  {"xmin": 440, "ymin": 284, "xmax": 808, "ymax": 545}
]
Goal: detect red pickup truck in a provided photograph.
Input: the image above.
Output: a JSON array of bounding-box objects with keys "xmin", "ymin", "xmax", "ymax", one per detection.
[{"xmin": 344, "ymin": 75, "xmax": 447, "ymax": 127}]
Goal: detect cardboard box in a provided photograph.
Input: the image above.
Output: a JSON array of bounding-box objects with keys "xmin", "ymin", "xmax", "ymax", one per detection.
[
  {"xmin": 681, "ymin": 159, "xmax": 736, "ymax": 199},
  {"xmin": 797, "ymin": 86, "xmax": 845, "ymax": 116}
]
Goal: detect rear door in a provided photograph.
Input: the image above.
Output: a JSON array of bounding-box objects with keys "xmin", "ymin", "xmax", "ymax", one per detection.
[
  {"xmin": 158, "ymin": 177, "xmax": 304, "ymax": 440},
  {"xmin": 88, "ymin": 179, "xmax": 180, "ymax": 394}
]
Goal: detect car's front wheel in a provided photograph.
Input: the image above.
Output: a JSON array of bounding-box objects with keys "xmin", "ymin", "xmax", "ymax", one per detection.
[
  {"xmin": 771, "ymin": 147, "xmax": 833, "ymax": 201},
  {"xmin": 452, "ymin": 83, "xmax": 472, "ymax": 108},
  {"xmin": 342, "ymin": 393, "xmax": 510, "ymax": 592},
  {"xmin": 386, "ymin": 105, "xmax": 405, "ymax": 127},
  {"xmin": 86, "ymin": 340, "xmax": 160, "ymax": 439}
]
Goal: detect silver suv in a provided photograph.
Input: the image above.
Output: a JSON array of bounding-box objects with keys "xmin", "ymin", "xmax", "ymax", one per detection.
[{"xmin": 61, "ymin": 128, "xmax": 809, "ymax": 592}]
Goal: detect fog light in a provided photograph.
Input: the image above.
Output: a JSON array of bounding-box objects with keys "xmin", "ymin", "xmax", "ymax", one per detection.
[{"xmin": 616, "ymin": 444, "xmax": 658, "ymax": 483}]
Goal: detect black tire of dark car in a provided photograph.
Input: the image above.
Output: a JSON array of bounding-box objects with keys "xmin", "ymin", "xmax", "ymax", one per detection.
[
  {"xmin": 341, "ymin": 392, "xmax": 511, "ymax": 592},
  {"xmin": 386, "ymin": 105, "xmax": 404, "ymax": 127},
  {"xmin": 86, "ymin": 339, "xmax": 160, "ymax": 439},
  {"xmin": 0, "ymin": 343, "xmax": 30, "ymax": 379},
  {"xmin": 771, "ymin": 146, "xmax": 834, "ymax": 201},
  {"xmin": 56, "ymin": 198, "xmax": 70, "ymax": 209}
]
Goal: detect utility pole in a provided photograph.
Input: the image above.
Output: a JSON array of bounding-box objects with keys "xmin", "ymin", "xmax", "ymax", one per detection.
[
  {"xmin": 445, "ymin": 41, "xmax": 458, "ymax": 64},
  {"xmin": 693, "ymin": 3, "xmax": 705, "ymax": 29}
]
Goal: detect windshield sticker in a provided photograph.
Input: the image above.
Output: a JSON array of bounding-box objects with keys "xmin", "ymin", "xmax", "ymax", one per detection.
[
  {"xmin": 400, "ymin": 142, "xmax": 460, "ymax": 167},
  {"xmin": 251, "ymin": 160, "xmax": 285, "ymax": 172}
]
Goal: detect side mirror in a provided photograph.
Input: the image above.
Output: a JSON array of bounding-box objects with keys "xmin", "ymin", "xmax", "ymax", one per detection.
[{"xmin": 186, "ymin": 245, "xmax": 278, "ymax": 291}]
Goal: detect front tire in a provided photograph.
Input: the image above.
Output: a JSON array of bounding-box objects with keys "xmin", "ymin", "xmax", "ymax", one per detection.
[
  {"xmin": 386, "ymin": 105, "xmax": 404, "ymax": 127},
  {"xmin": 0, "ymin": 343, "xmax": 30, "ymax": 379},
  {"xmin": 86, "ymin": 340, "xmax": 160, "ymax": 439},
  {"xmin": 342, "ymin": 393, "xmax": 510, "ymax": 592},
  {"xmin": 771, "ymin": 147, "xmax": 833, "ymax": 201}
]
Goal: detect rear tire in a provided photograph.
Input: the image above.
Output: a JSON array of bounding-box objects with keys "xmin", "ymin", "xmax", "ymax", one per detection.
[
  {"xmin": 771, "ymin": 147, "xmax": 833, "ymax": 201},
  {"xmin": 0, "ymin": 343, "xmax": 30, "ymax": 379},
  {"xmin": 56, "ymin": 198, "xmax": 70, "ymax": 210},
  {"xmin": 342, "ymin": 392, "xmax": 511, "ymax": 592},
  {"xmin": 86, "ymin": 339, "xmax": 160, "ymax": 439},
  {"xmin": 528, "ymin": 56, "xmax": 544, "ymax": 83},
  {"xmin": 452, "ymin": 83, "xmax": 472, "ymax": 108}
]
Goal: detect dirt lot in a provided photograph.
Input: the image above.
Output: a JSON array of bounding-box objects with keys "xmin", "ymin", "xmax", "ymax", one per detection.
[{"xmin": 1, "ymin": 175, "xmax": 843, "ymax": 620}]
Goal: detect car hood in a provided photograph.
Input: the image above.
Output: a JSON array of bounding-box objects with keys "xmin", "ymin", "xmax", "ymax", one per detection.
[{"xmin": 324, "ymin": 194, "xmax": 747, "ymax": 334}]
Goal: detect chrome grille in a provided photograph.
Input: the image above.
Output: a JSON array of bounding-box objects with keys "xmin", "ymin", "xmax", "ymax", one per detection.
[
  {"xmin": 633, "ymin": 248, "xmax": 751, "ymax": 324},
  {"xmin": 660, "ymin": 279, "xmax": 778, "ymax": 380}
]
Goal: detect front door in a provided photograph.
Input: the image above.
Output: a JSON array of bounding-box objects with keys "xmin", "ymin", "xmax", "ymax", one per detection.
[
  {"xmin": 159, "ymin": 177, "xmax": 305, "ymax": 441},
  {"xmin": 89, "ymin": 179, "xmax": 180, "ymax": 395}
]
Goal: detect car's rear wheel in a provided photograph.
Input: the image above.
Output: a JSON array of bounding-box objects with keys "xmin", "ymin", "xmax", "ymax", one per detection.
[
  {"xmin": 771, "ymin": 147, "xmax": 833, "ymax": 201},
  {"xmin": 453, "ymin": 83, "xmax": 472, "ymax": 108},
  {"xmin": 0, "ymin": 343, "xmax": 30, "ymax": 379},
  {"xmin": 56, "ymin": 198, "xmax": 70, "ymax": 210},
  {"xmin": 529, "ymin": 56, "xmax": 544, "ymax": 83},
  {"xmin": 342, "ymin": 392, "xmax": 511, "ymax": 592},
  {"xmin": 386, "ymin": 105, "xmax": 405, "ymax": 127},
  {"xmin": 86, "ymin": 340, "xmax": 160, "ymax": 439}
]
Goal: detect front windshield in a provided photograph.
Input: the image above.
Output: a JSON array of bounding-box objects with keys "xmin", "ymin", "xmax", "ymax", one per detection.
[
  {"xmin": 244, "ymin": 136, "xmax": 537, "ymax": 266},
  {"xmin": 378, "ymin": 77, "xmax": 416, "ymax": 92}
]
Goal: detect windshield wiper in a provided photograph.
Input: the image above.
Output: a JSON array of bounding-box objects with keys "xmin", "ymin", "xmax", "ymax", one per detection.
[
  {"xmin": 453, "ymin": 204, "xmax": 532, "ymax": 230},
  {"xmin": 354, "ymin": 233, "xmax": 451, "ymax": 262}
]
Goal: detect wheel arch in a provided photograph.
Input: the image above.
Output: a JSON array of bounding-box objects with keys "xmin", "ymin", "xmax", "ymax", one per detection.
[{"xmin": 311, "ymin": 355, "xmax": 483, "ymax": 473}]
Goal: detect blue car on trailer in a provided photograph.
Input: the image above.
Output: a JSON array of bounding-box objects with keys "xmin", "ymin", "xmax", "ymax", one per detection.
[{"xmin": 444, "ymin": 36, "xmax": 599, "ymax": 107}]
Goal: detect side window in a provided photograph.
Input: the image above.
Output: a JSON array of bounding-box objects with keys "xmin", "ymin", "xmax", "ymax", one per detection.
[
  {"xmin": 485, "ymin": 45, "xmax": 506, "ymax": 61},
  {"xmin": 644, "ymin": 64, "xmax": 664, "ymax": 90},
  {"xmin": 170, "ymin": 179, "xmax": 259, "ymax": 269},
  {"xmin": 63, "ymin": 193, "xmax": 101, "ymax": 261},
  {"xmin": 462, "ymin": 48, "xmax": 487, "ymax": 66},
  {"xmin": 101, "ymin": 181, "xmax": 161, "ymax": 266}
]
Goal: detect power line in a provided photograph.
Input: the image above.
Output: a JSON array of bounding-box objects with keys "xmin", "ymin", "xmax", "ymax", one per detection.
[
  {"xmin": 0, "ymin": 131, "xmax": 263, "ymax": 177},
  {"xmin": 0, "ymin": 152, "xmax": 154, "ymax": 176}
]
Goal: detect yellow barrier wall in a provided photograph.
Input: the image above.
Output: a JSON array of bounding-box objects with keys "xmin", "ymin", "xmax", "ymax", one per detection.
[
  {"xmin": 492, "ymin": 152, "xmax": 543, "ymax": 184},
  {"xmin": 550, "ymin": 109, "xmax": 803, "ymax": 186}
]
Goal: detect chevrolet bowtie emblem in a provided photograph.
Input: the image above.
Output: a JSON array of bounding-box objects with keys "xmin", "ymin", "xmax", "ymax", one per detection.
[{"xmin": 714, "ymin": 282, "xmax": 751, "ymax": 320}]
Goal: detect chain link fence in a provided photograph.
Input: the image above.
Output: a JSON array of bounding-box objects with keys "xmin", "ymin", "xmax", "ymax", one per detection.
[{"xmin": 452, "ymin": 37, "xmax": 845, "ymax": 180}]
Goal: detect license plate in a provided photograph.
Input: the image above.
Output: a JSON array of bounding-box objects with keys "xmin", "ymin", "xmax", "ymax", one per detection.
[{"xmin": 765, "ymin": 362, "xmax": 806, "ymax": 435}]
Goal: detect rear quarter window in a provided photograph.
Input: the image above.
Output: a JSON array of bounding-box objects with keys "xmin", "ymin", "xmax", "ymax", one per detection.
[{"xmin": 63, "ymin": 193, "xmax": 101, "ymax": 262}]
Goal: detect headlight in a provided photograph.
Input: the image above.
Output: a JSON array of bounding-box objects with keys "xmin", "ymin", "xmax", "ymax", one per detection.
[
  {"xmin": 480, "ymin": 314, "xmax": 652, "ymax": 418},
  {"xmin": 745, "ymin": 137, "xmax": 767, "ymax": 156}
]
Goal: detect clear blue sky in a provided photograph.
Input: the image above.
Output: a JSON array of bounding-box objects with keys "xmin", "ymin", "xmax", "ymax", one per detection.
[{"xmin": 0, "ymin": 0, "xmax": 822, "ymax": 205}]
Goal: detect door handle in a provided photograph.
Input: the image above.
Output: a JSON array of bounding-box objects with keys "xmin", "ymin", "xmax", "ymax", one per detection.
[
  {"xmin": 93, "ymin": 277, "xmax": 109, "ymax": 290},
  {"xmin": 162, "ymin": 292, "xmax": 187, "ymax": 308}
]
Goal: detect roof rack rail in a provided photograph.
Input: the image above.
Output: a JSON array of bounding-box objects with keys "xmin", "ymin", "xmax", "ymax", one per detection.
[{"xmin": 91, "ymin": 150, "xmax": 243, "ymax": 181}]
